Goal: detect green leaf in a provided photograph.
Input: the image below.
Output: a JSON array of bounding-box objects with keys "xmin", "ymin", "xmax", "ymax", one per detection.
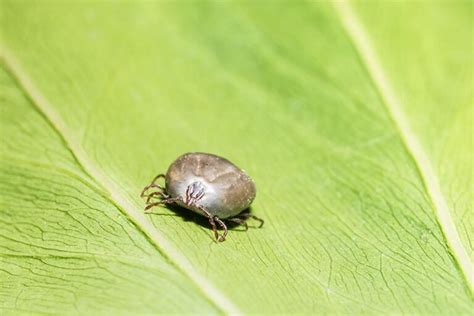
[{"xmin": 1, "ymin": 1, "xmax": 472, "ymax": 314}]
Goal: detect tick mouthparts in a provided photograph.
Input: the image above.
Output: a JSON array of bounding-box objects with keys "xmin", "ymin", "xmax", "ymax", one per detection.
[{"xmin": 185, "ymin": 181, "xmax": 206, "ymax": 205}]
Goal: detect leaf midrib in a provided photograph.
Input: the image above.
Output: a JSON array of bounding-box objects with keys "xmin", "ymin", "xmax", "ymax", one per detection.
[
  {"xmin": 333, "ymin": 0, "xmax": 473, "ymax": 295},
  {"xmin": 0, "ymin": 49, "xmax": 238, "ymax": 316}
]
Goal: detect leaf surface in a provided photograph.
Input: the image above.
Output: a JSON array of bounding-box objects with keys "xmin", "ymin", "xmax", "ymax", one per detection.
[{"xmin": 1, "ymin": 1, "xmax": 472, "ymax": 314}]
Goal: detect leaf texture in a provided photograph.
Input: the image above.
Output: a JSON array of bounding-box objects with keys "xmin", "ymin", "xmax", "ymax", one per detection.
[{"xmin": 1, "ymin": 1, "xmax": 472, "ymax": 314}]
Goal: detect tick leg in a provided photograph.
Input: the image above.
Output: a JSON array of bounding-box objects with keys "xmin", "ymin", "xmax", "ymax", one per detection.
[
  {"xmin": 197, "ymin": 206, "xmax": 226, "ymax": 242},
  {"xmin": 145, "ymin": 191, "xmax": 169, "ymax": 204},
  {"xmin": 141, "ymin": 184, "xmax": 165, "ymax": 198},
  {"xmin": 140, "ymin": 174, "xmax": 166, "ymax": 197},
  {"xmin": 249, "ymin": 214, "xmax": 264, "ymax": 228},
  {"xmin": 228, "ymin": 218, "xmax": 249, "ymax": 231},
  {"xmin": 238, "ymin": 213, "xmax": 265, "ymax": 228},
  {"xmin": 207, "ymin": 217, "xmax": 220, "ymax": 241},
  {"xmin": 214, "ymin": 216, "xmax": 228, "ymax": 241},
  {"xmin": 150, "ymin": 173, "xmax": 165, "ymax": 184},
  {"xmin": 144, "ymin": 197, "xmax": 181, "ymax": 213}
]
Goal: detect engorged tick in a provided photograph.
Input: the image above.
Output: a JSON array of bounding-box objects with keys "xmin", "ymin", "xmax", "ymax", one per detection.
[{"xmin": 140, "ymin": 152, "xmax": 264, "ymax": 242}]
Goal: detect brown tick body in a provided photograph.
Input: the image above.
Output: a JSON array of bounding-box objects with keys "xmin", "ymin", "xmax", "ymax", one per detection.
[{"xmin": 140, "ymin": 152, "xmax": 264, "ymax": 242}]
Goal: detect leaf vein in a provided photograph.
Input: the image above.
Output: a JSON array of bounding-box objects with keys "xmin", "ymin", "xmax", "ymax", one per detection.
[
  {"xmin": 333, "ymin": 0, "xmax": 473, "ymax": 295},
  {"xmin": 0, "ymin": 48, "xmax": 239, "ymax": 315}
]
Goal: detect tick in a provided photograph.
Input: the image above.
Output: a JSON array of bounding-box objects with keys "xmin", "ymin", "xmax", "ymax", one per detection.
[{"xmin": 140, "ymin": 152, "xmax": 264, "ymax": 242}]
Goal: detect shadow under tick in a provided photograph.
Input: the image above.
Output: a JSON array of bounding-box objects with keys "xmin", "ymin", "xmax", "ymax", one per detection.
[{"xmin": 150, "ymin": 203, "xmax": 258, "ymax": 232}]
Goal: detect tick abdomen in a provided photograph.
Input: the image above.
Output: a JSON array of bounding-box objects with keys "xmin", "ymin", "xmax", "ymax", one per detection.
[
  {"xmin": 141, "ymin": 152, "xmax": 263, "ymax": 242},
  {"xmin": 165, "ymin": 153, "xmax": 256, "ymax": 218}
]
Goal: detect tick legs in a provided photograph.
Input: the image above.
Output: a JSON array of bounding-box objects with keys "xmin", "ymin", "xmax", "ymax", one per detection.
[
  {"xmin": 140, "ymin": 174, "xmax": 166, "ymax": 198},
  {"xmin": 197, "ymin": 206, "xmax": 227, "ymax": 242},
  {"xmin": 206, "ymin": 213, "xmax": 263, "ymax": 241},
  {"xmin": 144, "ymin": 197, "xmax": 181, "ymax": 213},
  {"xmin": 214, "ymin": 217, "xmax": 228, "ymax": 242},
  {"xmin": 228, "ymin": 218, "xmax": 249, "ymax": 231},
  {"xmin": 141, "ymin": 174, "xmax": 176, "ymax": 212},
  {"xmin": 145, "ymin": 191, "xmax": 169, "ymax": 204},
  {"xmin": 229, "ymin": 213, "xmax": 264, "ymax": 228}
]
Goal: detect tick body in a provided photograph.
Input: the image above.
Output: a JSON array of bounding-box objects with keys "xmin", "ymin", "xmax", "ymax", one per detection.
[{"xmin": 141, "ymin": 152, "xmax": 264, "ymax": 242}]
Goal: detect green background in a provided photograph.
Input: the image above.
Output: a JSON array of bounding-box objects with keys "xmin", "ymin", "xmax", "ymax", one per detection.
[{"xmin": 1, "ymin": 0, "xmax": 472, "ymax": 314}]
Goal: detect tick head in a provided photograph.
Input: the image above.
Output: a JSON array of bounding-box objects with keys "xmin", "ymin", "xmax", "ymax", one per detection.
[{"xmin": 184, "ymin": 181, "xmax": 205, "ymax": 206}]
